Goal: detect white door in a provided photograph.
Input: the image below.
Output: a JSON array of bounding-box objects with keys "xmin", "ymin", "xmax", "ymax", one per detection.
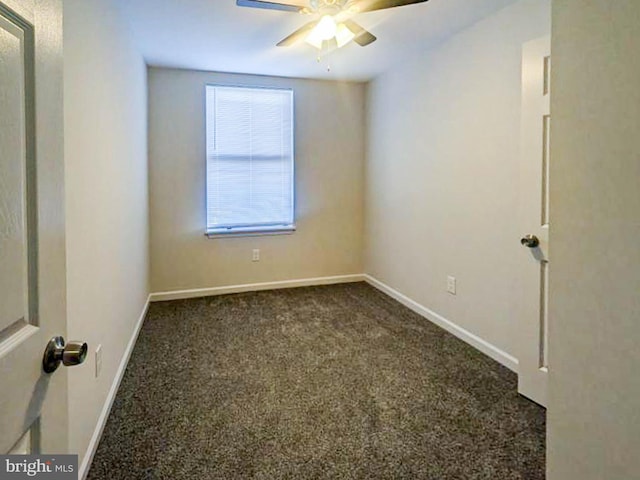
[
  {"xmin": 0, "ymin": 0, "xmax": 71, "ymax": 455},
  {"xmin": 516, "ymin": 36, "xmax": 551, "ymax": 407}
]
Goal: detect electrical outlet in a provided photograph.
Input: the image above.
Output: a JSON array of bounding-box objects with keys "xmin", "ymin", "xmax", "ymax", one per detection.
[
  {"xmin": 447, "ymin": 276, "xmax": 457, "ymax": 295},
  {"xmin": 95, "ymin": 344, "xmax": 102, "ymax": 378},
  {"xmin": 252, "ymin": 249, "xmax": 260, "ymax": 262}
]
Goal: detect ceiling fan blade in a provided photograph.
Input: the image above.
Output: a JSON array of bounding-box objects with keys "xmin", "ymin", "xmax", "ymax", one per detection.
[
  {"xmin": 344, "ymin": 20, "xmax": 377, "ymax": 46},
  {"xmin": 347, "ymin": 0, "xmax": 429, "ymax": 13},
  {"xmin": 237, "ymin": 0, "xmax": 304, "ymax": 13},
  {"xmin": 277, "ymin": 21, "xmax": 318, "ymax": 46}
]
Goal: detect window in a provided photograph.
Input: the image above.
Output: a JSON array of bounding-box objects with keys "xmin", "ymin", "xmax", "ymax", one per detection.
[{"xmin": 205, "ymin": 85, "xmax": 295, "ymax": 236}]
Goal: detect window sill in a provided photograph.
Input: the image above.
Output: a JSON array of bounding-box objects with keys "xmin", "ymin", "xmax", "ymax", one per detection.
[{"xmin": 206, "ymin": 226, "xmax": 296, "ymax": 239}]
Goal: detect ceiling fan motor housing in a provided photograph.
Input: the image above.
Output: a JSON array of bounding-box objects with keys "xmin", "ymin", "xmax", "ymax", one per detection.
[{"xmin": 309, "ymin": 0, "xmax": 349, "ymax": 14}]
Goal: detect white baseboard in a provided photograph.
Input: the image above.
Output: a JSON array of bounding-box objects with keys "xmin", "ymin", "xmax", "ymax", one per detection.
[
  {"xmin": 364, "ymin": 275, "xmax": 519, "ymax": 372},
  {"xmin": 149, "ymin": 274, "xmax": 365, "ymax": 302},
  {"xmin": 78, "ymin": 295, "xmax": 151, "ymax": 480}
]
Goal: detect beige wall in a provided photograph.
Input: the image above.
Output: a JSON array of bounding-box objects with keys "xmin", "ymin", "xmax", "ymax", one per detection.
[
  {"xmin": 548, "ymin": 1, "xmax": 640, "ymax": 478},
  {"xmin": 63, "ymin": 0, "xmax": 149, "ymax": 467},
  {"xmin": 364, "ymin": 0, "xmax": 550, "ymax": 359},
  {"xmin": 148, "ymin": 68, "xmax": 365, "ymax": 293}
]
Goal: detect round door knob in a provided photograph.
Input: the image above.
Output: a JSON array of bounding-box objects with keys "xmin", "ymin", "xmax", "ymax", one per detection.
[
  {"xmin": 42, "ymin": 336, "xmax": 88, "ymax": 374},
  {"xmin": 520, "ymin": 234, "xmax": 540, "ymax": 248}
]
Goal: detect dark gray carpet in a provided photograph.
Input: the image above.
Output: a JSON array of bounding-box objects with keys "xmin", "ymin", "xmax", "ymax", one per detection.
[{"xmin": 88, "ymin": 282, "xmax": 545, "ymax": 480}]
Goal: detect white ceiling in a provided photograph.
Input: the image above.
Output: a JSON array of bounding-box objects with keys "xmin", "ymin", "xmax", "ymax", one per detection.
[{"xmin": 117, "ymin": 0, "xmax": 518, "ymax": 81}]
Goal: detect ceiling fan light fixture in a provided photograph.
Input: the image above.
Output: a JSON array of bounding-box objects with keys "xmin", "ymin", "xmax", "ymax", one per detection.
[
  {"xmin": 314, "ymin": 14, "xmax": 337, "ymax": 40},
  {"xmin": 305, "ymin": 15, "xmax": 355, "ymax": 50},
  {"xmin": 304, "ymin": 14, "xmax": 337, "ymax": 49},
  {"xmin": 335, "ymin": 23, "xmax": 355, "ymax": 48},
  {"xmin": 305, "ymin": 30, "xmax": 324, "ymax": 49}
]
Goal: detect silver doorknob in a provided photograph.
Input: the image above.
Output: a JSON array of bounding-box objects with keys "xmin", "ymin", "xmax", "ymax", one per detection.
[
  {"xmin": 42, "ymin": 336, "xmax": 88, "ymax": 374},
  {"xmin": 520, "ymin": 234, "xmax": 540, "ymax": 248}
]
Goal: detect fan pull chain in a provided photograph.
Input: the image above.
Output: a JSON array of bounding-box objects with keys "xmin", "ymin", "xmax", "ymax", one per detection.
[
  {"xmin": 325, "ymin": 40, "xmax": 331, "ymax": 72},
  {"xmin": 315, "ymin": 40, "xmax": 331, "ymax": 72}
]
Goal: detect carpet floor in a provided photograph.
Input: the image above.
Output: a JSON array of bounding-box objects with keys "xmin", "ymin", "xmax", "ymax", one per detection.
[{"xmin": 88, "ymin": 282, "xmax": 545, "ymax": 480}]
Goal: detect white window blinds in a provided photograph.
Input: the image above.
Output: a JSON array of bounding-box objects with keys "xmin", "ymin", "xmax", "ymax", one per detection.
[{"xmin": 206, "ymin": 85, "xmax": 295, "ymax": 235}]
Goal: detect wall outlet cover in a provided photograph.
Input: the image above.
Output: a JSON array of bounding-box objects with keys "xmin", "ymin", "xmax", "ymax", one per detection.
[{"xmin": 447, "ymin": 276, "xmax": 457, "ymax": 295}]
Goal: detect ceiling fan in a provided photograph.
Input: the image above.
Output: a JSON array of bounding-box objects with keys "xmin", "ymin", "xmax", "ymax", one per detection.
[{"xmin": 237, "ymin": 0, "xmax": 429, "ymax": 50}]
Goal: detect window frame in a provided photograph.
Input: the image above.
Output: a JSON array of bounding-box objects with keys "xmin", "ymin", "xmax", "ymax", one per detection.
[{"xmin": 204, "ymin": 83, "xmax": 296, "ymax": 239}]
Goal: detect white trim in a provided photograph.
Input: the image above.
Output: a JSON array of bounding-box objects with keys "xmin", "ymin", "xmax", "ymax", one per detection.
[
  {"xmin": 78, "ymin": 295, "xmax": 151, "ymax": 480},
  {"xmin": 206, "ymin": 228, "xmax": 295, "ymax": 239},
  {"xmin": 149, "ymin": 275, "xmax": 366, "ymax": 302},
  {"xmin": 364, "ymin": 275, "xmax": 519, "ymax": 372}
]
